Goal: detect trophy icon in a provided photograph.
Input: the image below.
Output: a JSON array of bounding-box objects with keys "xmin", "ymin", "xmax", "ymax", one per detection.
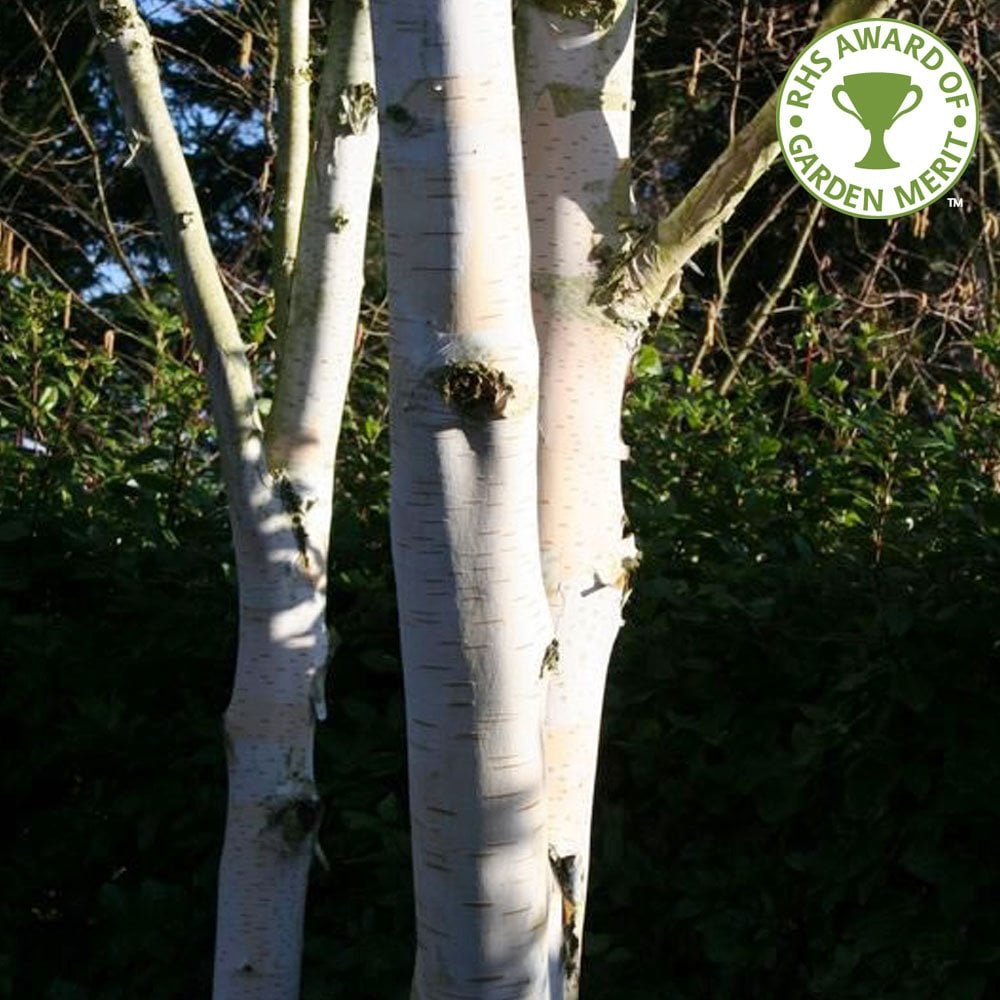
[{"xmin": 832, "ymin": 73, "xmax": 923, "ymax": 169}]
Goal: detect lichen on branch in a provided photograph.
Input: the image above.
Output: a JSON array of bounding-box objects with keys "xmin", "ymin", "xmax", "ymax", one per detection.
[{"xmin": 93, "ymin": 0, "xmax": 133, "ymax": 38}]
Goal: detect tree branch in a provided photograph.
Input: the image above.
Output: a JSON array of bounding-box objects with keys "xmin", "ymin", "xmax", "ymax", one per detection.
[
  {"xmin": 271, "ymin": 0, "xmax": 311, "ymax": 341},
  {"xmin": 18, "ymin": 0, "xmax": 149, "ymax": 302},
  {"xmin": 621, "ymin": 0, "xmax": 896, "ymax": 321},
  {"xmin": 719, "ymin": 198, "xmax": 823, "ymax": 395},
  {"xmin": 265, "ymin": 0, "xmax": 378, "ymax": 555},
  {"xmin": 88, "ymin": 0, "xmax": 264, "ymax": 513}
]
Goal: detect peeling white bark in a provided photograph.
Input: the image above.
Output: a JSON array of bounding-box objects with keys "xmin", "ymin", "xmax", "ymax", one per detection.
[{"xmin": 372, "ymin": 1, "xmax": 552, "ymax": 996}]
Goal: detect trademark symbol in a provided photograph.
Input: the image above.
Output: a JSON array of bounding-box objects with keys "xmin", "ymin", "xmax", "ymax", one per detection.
[{"xmin": 948, "ymin": 196, "xmax": 963, "ymax": 208}]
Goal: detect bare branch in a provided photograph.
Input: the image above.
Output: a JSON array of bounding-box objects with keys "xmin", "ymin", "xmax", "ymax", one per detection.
[
  {"xmin": 87, "ymin": 0, "xmax": 264, "ymax": 510},
  {"xmin": 719, "ymin": 198, "xmax": 823, "ymax": 395},
  {"xmin": 0, "ymin": 217, "xmax": 141, "ymax": 338},
  {"xmin": 17, "ymin": 0, "xmax": 150, "ymax": 302},
  {"xmin": 271, "ymin": 0, "xmax": 311, "ymax": 340},
  {"xmin": 620, "ymin": 0, "xmax": 897, "ymax": 322}
]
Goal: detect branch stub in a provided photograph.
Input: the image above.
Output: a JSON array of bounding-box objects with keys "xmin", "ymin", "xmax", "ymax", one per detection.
[{"xmin": 436, "ymin": 363, "xmax": 514, "ymax": 420}]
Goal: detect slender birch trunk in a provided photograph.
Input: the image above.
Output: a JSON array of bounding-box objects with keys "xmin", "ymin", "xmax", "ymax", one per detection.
[
  {"xmin": 90, "ymin": 2, "xmax": 376, "ymax": 996},
  {"xmin": 371, "ymin": 1, "xmax": 553, "ymax": 996},
  {"xmin": 266, "ymin": 0, "xmax": 379, "ymax": 562},
  {"xmin": 516, "ymin": 4, "xmax": 638, "ymax": 996},
  {"xmin": 212, "ymin": 4, "xmax": 378, "ymax": 996},
  {"xmin": 516, "ymin": 2, "xmax": 894, "ymax": 995}
]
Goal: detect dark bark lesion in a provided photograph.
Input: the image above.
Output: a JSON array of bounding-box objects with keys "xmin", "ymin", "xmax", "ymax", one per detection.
[
  {"xmin": 274, "ymin": 470, "xmax": 311, "ymax": 565},
  {"xmin": 436, "ymin": 363, "xmax": 514, "ymax": 420},
  {"xmin": 540, "ymin": 638, "xmax": 560, "ymax": 677},
  {"xmin": 337, "ymin": 82, "xmax": 377, "ymax": 135},
  {"xmin": 92, "ymin": 0, "xmax": 133, "ymax": 39},
  {"xmin": 268, "ymin": 795, "xmax": 323, "ymax": 852},
  {"xmin": 549, "ymin": 847, "xmax": 582, "ymax": 984}
]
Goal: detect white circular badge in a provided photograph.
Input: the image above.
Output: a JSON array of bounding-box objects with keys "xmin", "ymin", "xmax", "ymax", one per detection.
[{"xmin": 777, "ymin": 19, "xmax": 978, "ymax": 219}]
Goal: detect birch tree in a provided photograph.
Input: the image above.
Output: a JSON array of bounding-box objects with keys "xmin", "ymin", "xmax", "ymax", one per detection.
[
  {"xmin": 88, "ymin": 0, "xmax": 893, "ymax": 997},
  {"xmin": 89, "ymin": 2, "xmax": 377, "ymax": 997}
]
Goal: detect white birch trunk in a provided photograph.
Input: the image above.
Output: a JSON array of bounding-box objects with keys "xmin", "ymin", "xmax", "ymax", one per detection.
[
  {"xmin": 91, "ymin": 2, "xmax": 377, "ymax": 996},
  {"xmin": 216, "ymin": 3, "xmax": 378, "ymax": 996},
  {"xmin": 267, "ymin": 0, "xmax": 379, "ymax": 575},
  {"xmin": 214, "ymin": 572, "xmax": 327, "ymax": 1000},
  {"xmin": 371, "ymin": 1, "xmax": 553, "ymax": 995},
  {"xmin": 517, "ymin": 4, "xmax": 639, "ymax": 996},
  {"xmin": 518, "ymin": 3, "xmax": 892, "ymax": 992}
]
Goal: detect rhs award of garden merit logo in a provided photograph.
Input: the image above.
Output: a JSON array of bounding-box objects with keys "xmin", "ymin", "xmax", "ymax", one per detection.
[{"xmin": 777, "ymin": 19, "xmax": 978, "ymax": 219}]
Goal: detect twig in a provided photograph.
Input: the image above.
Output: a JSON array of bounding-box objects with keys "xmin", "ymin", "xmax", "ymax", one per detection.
[
  {"xmin": 17, "ymin": 0, "xmax": 150, "ymax": 302},
  {"xmin": 719, "ymin": 199, "xmax": 823, "ymax": 396}
]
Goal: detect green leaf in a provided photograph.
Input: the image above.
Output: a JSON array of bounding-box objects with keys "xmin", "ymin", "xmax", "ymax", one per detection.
[
  {"xmin": 632, "ymin": 344, "xmax": 663, "ymax": 379},
  {"xmin": 757, "ymin": 436, "xmax": 782, "ymax": 460},
  {"xmin": 37, "ymin": 384, "xmax": 59, "ymax": 412},
  {"xmin": 809, "ymin": 361, "xmax": 838, "ymax": 389}
]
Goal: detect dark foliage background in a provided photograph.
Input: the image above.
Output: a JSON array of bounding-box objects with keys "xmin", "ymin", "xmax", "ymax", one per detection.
[{"xmin": 2, "ymin": 0, "xmax": 999, "ymax": 997}]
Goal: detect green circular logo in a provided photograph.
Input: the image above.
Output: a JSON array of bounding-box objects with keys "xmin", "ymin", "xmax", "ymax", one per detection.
[{"xmin": 777, "ymin": 19, "xmax": 978, "ymax": 219}]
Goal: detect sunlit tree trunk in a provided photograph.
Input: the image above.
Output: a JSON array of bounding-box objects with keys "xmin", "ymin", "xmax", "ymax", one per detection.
[
  {"xmin": 93, "ymin": 0, "xmax": 898, "ymax": 993},
  {"xmin": 212, "ymin": 3, "xmax": 378, "ymax": 996},
  {"xmin": 89, "ymin": 1, "xmax": 376, "ymax": 997},
  {"xmin": 517, "ymin": 5, "xmax": 638, "ymax": 997},
  {"xmin": 371, "ymin": 1, "xmax": 553, "ymax": 996},
  {"xmin": 517, "ymin": 2, "xmax": 891, "ymax": 994}
]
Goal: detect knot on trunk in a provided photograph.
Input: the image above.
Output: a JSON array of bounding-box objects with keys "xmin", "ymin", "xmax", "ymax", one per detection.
[
  {"xmin": 549, "ymin": 847, "xmax": 582, "ymax": 982},
  {"xmin": 94, "ymin": 0, "xmax": 134, "ymax": 38},
  {"xmin": 436, "ymin": 363, "xmax": 514, "ymax": 420},
  {"xmin": 540, "ymin": 638, "xmax": 560, "ymax": 677},
  {"xmin": 337, "ymin": 83, "xmax": 377, "ymax": 136},
  {"xmin": 268, "ymin": 794, "xmax": 322, "ymax": 852},
  {"xmin": 273, "ymin": 470, "xmax": 314, "ymax": 567},
  {"xmin": 591, "ymin": 220, "xmax": 679, "ymax": 332}
]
